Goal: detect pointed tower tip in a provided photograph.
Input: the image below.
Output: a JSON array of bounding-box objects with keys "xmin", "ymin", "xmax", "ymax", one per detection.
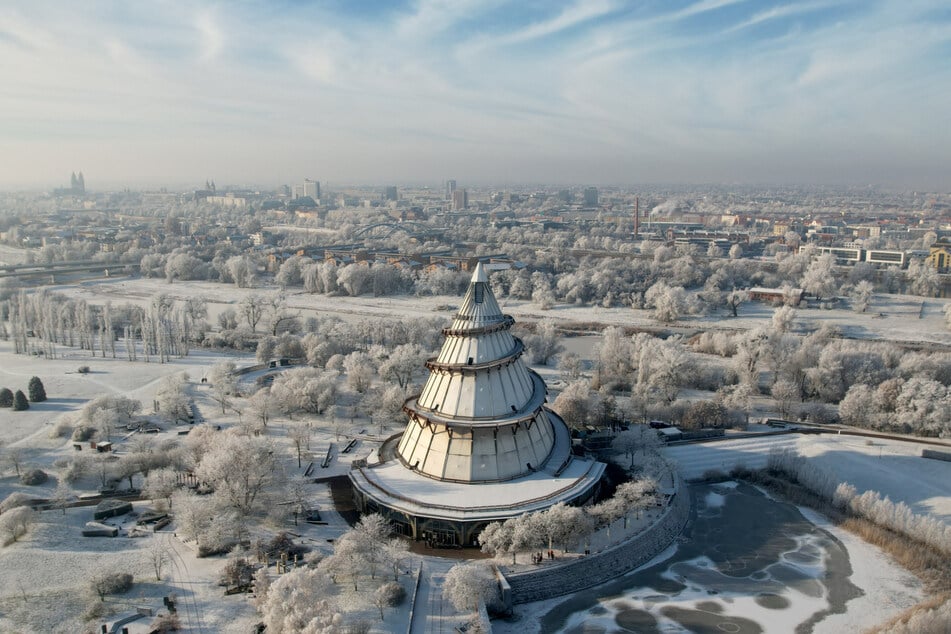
[{"xmin": 471, "ymin": 261, "xmax": 488, "ymax": 283}]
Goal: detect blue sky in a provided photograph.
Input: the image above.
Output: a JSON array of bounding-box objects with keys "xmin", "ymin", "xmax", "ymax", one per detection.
[{"xmin": 1, "ymin": 0, "xmax": 949, "ymax": 189}]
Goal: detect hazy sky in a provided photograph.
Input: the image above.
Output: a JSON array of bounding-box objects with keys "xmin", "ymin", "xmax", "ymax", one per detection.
[{"xmin": 2, "ymin": 0, "xmax": 950, "ymax": 189}]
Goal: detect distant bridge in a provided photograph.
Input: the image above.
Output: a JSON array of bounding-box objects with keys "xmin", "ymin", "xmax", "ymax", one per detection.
[{"xmin": 0, "ymin": 260, "xmax": 139, "ymax": 280}]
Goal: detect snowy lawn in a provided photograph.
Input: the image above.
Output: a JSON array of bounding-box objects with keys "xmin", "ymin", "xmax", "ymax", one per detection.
[{"xmin": 664, "ymin": 434, "xmax": 951, "ymax": 524}]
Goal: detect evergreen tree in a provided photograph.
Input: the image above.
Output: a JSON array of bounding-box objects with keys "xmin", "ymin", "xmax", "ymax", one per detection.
[
  {"xmin": 0, "ymin": 388, "xmax": 13, "ymax": 408},
  {"xmin": 28, "ymin": 376, "xmax": 47, "ymax": 403},
  {"xmin": 12, "ymin": 390, "xmax": 29, "ymax": 411}
]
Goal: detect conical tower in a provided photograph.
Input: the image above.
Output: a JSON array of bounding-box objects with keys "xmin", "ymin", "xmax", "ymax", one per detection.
[
  {"xmin": 349, "ymin": 263, "xmax": 605, "ymax": 546},
  {"xmin": 397, "ymin": 262, "xmax": 557, "ymax": 482}
]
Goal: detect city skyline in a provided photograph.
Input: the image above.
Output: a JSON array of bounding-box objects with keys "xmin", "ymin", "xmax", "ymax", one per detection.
[{"xmin": 2, "ymin": 0, "xmax": 950, "ymax": 189}]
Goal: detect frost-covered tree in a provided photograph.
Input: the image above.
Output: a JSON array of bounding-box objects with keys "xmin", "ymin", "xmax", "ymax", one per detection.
[
  {"xmin": 246, "ymin": 387, "xmax": 275, "ymax": 427},
  {"xmin": 208, "ymin": 361, "xmax": 237, "ymax": 414},
  {"xmin": 551, "ymin": 380, "xmax": 593, "ymax": 429},
  {"xmin": 681, "ymin": 400, "xmax": 728, "ymax": 430},
  {"xmin": 771, "ymin": 306, "xmax": 797, "ymax": 334},
  {"xmin": 801, "ymin": 252, "xmax": 836, "ymax": 300},
  {"xmin": 0, "ymin": 506, "xmax": 35, "ymax": 545},
  {"xmin": 288, "ymin": 423, "xmax": 312, "ymax": 468},
  {"xmin": 270, "ymin": 368, "xmax": 338, "ymax": 416},
  {"xmin": 557, "ymin": 352, "xmax": 584, "ymax": 382},
  {"xmin": 50, "ymin": 479, "xmax": 74, "ymax": 515},
  {"xmin": 771, "ymin": 379, "xmax": 799, "ymax": 419},
  {"xmin": 717, "ymin": 382, "xmax": 754, "ymax": 424},
  {"xmin": 443, "ymin": 563, "xmax": 499, "ymax": 613},
  {"xmin": 343, "ymin": 351, "xmax": 375, "ymax": 394},
  {"xmin": 259, "ymin": 566, "xmax": 341, "ymax": 634},
  {"xmin": 539, "ymin": 502, "xmax": 592, "ymax": 553},
  {"xmin": 523, "ymin": 320, "xmax": 564, "ymax": 365},
  {"xmin": 907, "ymin": 260, "xmax": 940, "ymax": 297},
  {"xmin": 635, "ymin": 336, "xmax": 694, "ymax": 403},
  {"xmin": 644, "ymin": 281, "xmax": 688, "ymax": 324},
  {"xmin": 378, "ymin": 344, "xmax": 426, "ymax": 389},
  {"xmin": 479, "ymin": 519, "xmax": 518, "ymax": 563},
  {"xmin": 594, "ymin": 326, "xmax": 633, "ymax": 389},
  {"xmin": 726, "ymin": 289, "xmax": 747, "ymax": 317},
  {"xmin": 144, "ymin": 467, "xmax": 180, "ymax": 510},
  {"xmin": 227, "ymin": 255, "xmax": 256, "ymax": 288},
  {"xmin": 732, "ymin": 327, "xmax": 770, "ymax": 388},
  {"xmin": 611, "ymin": 425, "xmax": 661, "ymax": 468},
  {"xmin": 195, "ymin": 434, "xmax": 278, "ymax": 517},
  {"xmin": 155, "ymin": 374, "xmax": 191, "ymax": 422},
  {"xmin": 850, "ymin": 280, "xmax": 875, "ymax": 313}
]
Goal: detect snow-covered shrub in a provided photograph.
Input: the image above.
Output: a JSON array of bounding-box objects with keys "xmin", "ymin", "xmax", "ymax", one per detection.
[
  {"xmin": 19, "ymin": 469, "xmax": 48, "ymax": 485},
  {"xmin": 0, "ymin": 492, "xmax": 37, "ymax": 512},
  {"xmin": 0, "ymin": 507, "xmax": 35, "ymax": 546},
  {"xmin": 71, "ymin": 425, "xmax": 96, "ymax": 442},
  {"xmin": 89, "ymin": 571, "xmax": 133, "ymax": 600},
  {"xmin": 219, "ymin": 556, "xmax": 255, "ymax": 588},
  {"xmin": 149, "ymin": 613, "xmax": 181, "ymax": 633},
  {"xmin": 60, "ymin": 455, "xmax": 89, "ymax": 483},
  {"xmin": 48, "ymin": 417, "xmax": 73, "ymax": 439},
  {"xmin": 375, "ymin": 581, "xmax": 405, "ymax": 607}
]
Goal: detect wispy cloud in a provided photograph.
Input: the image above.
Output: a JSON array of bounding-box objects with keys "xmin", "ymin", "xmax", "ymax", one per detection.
[{"xmin": 0, "ymin": 0, "xmax": 949, "ymax": 188}]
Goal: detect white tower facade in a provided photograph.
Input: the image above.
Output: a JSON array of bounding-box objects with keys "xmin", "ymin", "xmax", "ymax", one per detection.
[{"xmin": 350, "ymin": 263, "xmax": 605, "ymax": 546}]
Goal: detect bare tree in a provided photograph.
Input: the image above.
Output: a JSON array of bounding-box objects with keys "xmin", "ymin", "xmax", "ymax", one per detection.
[
  {"xmin": 612, "ymin": 425, "xmax": 661, "ymax": 468},
  {"xmin": 208, "ymin": 361, "xmax": 238, "ymax": 414},
  {"xmin": 239, "ymin": 293, "xmax": 267, "ymax": 332},
  {"xmin": 4, "ymin": 447, "xmax": 26, "ymax": 478},
  {"xmin": 148, "ymin": 537, "xmax": 169, "ymax": 580},
  {"xmin": 287, "ymin": 423, "xmax": 312, "ymax": 468},
  {"xmin": 726, "ymin": 289, "xmax": 748, "ymax": 317}
]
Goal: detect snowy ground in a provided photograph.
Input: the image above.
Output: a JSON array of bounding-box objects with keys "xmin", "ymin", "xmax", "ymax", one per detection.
[
  {"xmin": 663, "ymin": 433, "xmax": 951, "ymax": 524},
  {"xmin": 3, "ymin": 275, "xmax": 950, "ymax": 631},
  {"xmin": 0, "ymin": 335, "xmax": 413, "ymax": 633},
  {"xmin": 42, "ymin": 275, "xmax": 951, "ymax": 347}
]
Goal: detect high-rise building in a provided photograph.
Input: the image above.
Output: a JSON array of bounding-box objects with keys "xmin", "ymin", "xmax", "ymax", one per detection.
[
  {"xmin": 383, "ymin": 185, "xmax": 398, "ymax": 202},
  {"xmin": 349, "ymin": 264, "xmax": 605, "ymax": 544},
  {"xmin": 303, "ymin": 178, "xmax": 320, "ymax": 201},
  {"xmin": 583, "ymin": 187, "xmax": 599, "ymax": 207},
  {"xmin": 446, "ymin": 179, "xmax": 457, "ymax": 201},
  {"xmin": 452, "ymin": 188, "xmax": 468, "ymax": 210}
]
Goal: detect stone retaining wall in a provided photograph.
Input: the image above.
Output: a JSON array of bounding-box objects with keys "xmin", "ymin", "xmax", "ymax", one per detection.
[{"xmin": 501, "ymin": 480, "xmax": 690, "ymax": 605}]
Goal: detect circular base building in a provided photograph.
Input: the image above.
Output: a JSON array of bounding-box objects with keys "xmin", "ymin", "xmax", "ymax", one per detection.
[{"xmin": 349, "ymin": 263, "xmax": 605, "ymax": 546}]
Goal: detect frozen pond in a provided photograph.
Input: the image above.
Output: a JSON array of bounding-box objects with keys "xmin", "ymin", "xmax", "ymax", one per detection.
[{"xmin": 530, "ymin": 482, "xmax": 894, "ymax": 634}]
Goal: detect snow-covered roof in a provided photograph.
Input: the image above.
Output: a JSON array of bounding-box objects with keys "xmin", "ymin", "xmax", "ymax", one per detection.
[{"xmin": 350, "ymin": 454, "xmax": 605, "ymax": 522}]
